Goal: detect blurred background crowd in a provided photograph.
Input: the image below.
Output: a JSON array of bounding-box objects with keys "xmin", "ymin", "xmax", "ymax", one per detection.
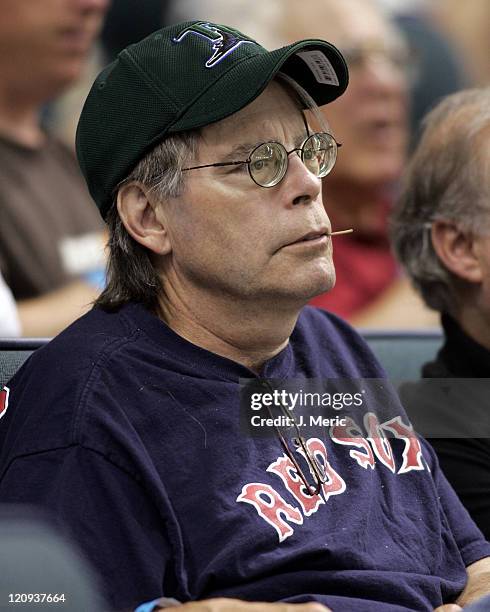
[{"xmin": 1, "ymin": 0, "xmax": 489, "ymax": 337}]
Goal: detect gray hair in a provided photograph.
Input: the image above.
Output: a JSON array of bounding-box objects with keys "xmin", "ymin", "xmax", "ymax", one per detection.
[
  {"xmin": 94, "ymin": 130, "xmax": 200, "ymax": 311},
  {"xmin": 95, "ymin": 73, "xmax": 330, "ymax": 312},
  {"xmin": 391, "ymin": 87, "xmax": 490, "ymax": 314}
]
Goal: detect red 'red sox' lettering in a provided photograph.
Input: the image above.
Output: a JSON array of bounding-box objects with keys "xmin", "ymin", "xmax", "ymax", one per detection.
[
  {"xmin": 331, "ymin": 416, "xmax": 425, "ymax": 475},
  {"xmin": 236, "ymin": 482, "xmax": 303, "ymax": 542},
  {"xmin": 330, "ymin": 417, "xmax": 375, "ymax": 470},
  {"xmin": 364, "ymin": 413, "xmax": 396, "ymax": 473},
  {"xmin": 381, "ymin": 416, "xmax": 424, "ymax": 474},
  {"xmin": 267, "ymin": 455, "xmax": 324, "ymax": 516},
  {"xmin": 297, "ymin": 438, "xmax": 346, "ymax": 500},
  {"xmin": 238, "ymin": 424, "xmax": 426, "ymax": 542},
  {"xmin": 238, "ymin": 438, "xmax": 345, "ymax": 541},
  {"xmin": 267, "ymin": 438, "xmax": 346, "ymax": 517},
  {"xmin": 0, "ymin": 386, "xmax": 9, "ymax": 420}
]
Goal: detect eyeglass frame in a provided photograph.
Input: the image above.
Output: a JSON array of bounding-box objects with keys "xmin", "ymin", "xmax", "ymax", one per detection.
[
  {"xmin": 181, "ymin": 132, "xmax": 342, "ymax": 188},
  {"xmin": 261, "ymin": 381, "xmax": 328, "ymax": 496}
]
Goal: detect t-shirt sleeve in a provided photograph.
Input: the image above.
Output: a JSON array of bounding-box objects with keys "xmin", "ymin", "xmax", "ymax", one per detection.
[
  {"xmin": 0, "ymin": 445, "xmax": 173, "ymax": 611},
  {"xmin": 430, "ymin": 438, "xmax": 490, "ymax": 542},
  {"xmin": 422, "ymin": 439, "xmax": 490, "ymax": 567}
]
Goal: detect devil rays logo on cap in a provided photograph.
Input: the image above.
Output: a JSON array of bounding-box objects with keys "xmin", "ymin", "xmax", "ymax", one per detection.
[
  {"xmin": 172, "ymin": 22, "xmax": 257, "ymax": 68},
  {"xmin": 0, "ymin": 386, "xmax": 9, "ymax": 420}
]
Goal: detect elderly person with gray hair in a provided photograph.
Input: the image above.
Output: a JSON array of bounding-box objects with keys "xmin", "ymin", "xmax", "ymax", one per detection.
[{"xmin": 392, "ymin": 87, "xmax": 490, "ymax": 539}]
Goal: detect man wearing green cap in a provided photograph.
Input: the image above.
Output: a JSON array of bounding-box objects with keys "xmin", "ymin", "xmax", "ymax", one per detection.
[{"xmin": 1, "ymin": 21, "xmax": 490, "ymax": 612}]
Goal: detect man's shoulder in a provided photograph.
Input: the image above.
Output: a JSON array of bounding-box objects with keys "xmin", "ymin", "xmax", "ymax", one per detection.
[
  {"xmin": 0, "ymin": 305, "xmax": 143, "ymax": 459},
  {"xmin": 293, "ymin": 306, "xmax": 385, "ymax": 377},
  {"xmin": 21, "ymin": 303, "xmax": 153, "ymax": 401},
  {"xmin": 32, "ymin": 304, "xmax": 138, "ymax": 372}
]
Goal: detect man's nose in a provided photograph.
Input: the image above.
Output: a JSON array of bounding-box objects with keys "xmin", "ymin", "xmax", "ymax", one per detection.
[{"xmin": 284, "ymin": 152, "xmax": 322, "ymax": 206}]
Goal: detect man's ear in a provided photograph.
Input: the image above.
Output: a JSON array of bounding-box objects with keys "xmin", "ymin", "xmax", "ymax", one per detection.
[
  {"xmin": 431, "ymin": 220, "xmax": 483, "ymax": 283},
  {"xmin": 116, "ymin": 183, "xmax": 172, "ymax": 255}
]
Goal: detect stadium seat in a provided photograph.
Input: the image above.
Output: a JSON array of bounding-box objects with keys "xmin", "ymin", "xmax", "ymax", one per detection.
[
  {"xmin": 0, "ymin": 338, "xmax": 49, "ymax": 387},
  {"xmin": 361, "ymin": 329, "xmax": 443, "ymax": 380},
  {"xmin": 0, "ymin": 507, "xmax": 106, "ymax": 611}
]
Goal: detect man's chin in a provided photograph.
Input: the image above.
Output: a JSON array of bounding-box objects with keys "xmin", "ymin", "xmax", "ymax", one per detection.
[
  {"xmin": 307, "ymin": 270, "xmax": 336, "ymax": 301},
  {"xmin": 280, "ymin": 267, "xmax": 336, "ymax": 305}
]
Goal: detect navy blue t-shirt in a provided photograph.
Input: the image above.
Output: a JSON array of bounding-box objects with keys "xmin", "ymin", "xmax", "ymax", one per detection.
[{"xmin": 0, "ymin": 303, "xmax": 488, "ymax": 611}]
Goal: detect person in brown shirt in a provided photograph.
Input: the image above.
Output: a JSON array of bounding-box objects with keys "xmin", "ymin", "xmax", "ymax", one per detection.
[{"xmin": 0, "ymin": 0, "xmax": 110, "ymax": 336}]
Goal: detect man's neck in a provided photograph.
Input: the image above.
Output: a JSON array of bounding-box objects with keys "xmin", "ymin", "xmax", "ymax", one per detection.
[{"xmin": 158, "ymin": 279, "xmax": 300, "ymax": 374}]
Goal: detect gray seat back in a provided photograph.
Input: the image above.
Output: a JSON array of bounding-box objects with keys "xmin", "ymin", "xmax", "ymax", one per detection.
[
  {"xmin": 0, "ymin": 339, "xmax": 49, "ymax": 387},
  {"xmin": 361, "ymin": 330, "xmax": 443, "ymax": 380}
]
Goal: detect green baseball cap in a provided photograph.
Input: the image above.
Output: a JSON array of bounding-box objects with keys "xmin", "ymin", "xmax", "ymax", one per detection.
[{"xmin": 76, "ymin": 20, "xmax": 349, "ymax": 219}]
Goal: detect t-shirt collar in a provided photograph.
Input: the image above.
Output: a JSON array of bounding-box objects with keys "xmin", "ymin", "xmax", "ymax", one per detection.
[{"xmin": 122, "ymin": 302, "xmax": 294, "ymax": 381}]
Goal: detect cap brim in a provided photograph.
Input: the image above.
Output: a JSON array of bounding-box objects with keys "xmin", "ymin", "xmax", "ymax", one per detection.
[{"xmin": 169, "ymin": 39, "xmax": 348, "ymax": 133}]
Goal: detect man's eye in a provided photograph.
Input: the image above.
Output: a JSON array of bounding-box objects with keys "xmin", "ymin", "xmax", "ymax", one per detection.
[{"xmin": 251, "ymin": 160, "xmax": 265, "ymax": 171}]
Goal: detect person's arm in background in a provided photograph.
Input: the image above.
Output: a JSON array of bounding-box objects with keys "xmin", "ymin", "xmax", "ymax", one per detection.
[
  {"xmin": 0, "ymin": 271, "xmax": 21, "ymax": 337},
  {"xmin": 17, "ymin": 280, "xmax": 101, "ymax": 337},
  {"xmin": 17, "ymin": 261, "xmax": 106, "ymax": 337}
]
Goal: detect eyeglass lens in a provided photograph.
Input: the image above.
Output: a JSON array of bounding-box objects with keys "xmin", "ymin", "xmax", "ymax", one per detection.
[
  {"xmin": 248, "ymin": 133, "xmax": 338, "ymax": 188},
  {"xmin": 249, "ymin": 142, "xmax": 288, "ymax": 187}
]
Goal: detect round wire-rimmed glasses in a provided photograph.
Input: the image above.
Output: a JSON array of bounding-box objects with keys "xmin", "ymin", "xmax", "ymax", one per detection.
[{"xmin": 182, "ymin": 132, "xmax": 341, "ymax": 188}]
